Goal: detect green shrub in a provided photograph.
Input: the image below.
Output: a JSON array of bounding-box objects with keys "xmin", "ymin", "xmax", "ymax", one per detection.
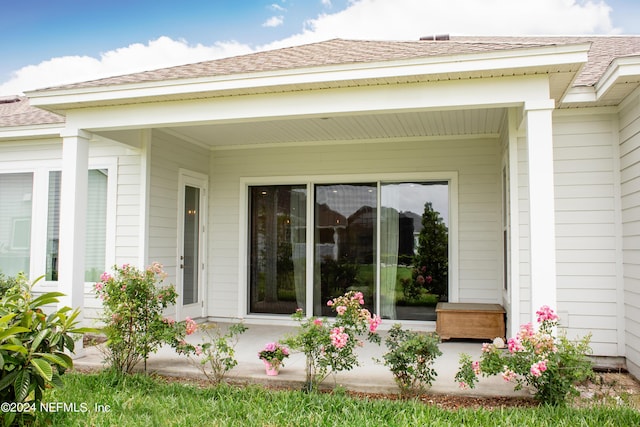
[
  {"xmin": 94, "ymin": 263, "xmax": 192, "ymax": 374},
  {"xmin": 0, "ymin": 274, "xmax": 92, "ymax": 426},
  {"xmin": 284, "ymin": 291, "xmax": 381, "ymax": 391},
  {"xmin": 176, "ymin": 322, "xmax": 248, "ymax": 385},
  {"xmin": 0, "ymin": 274, "xmax": 19, "ymax": 297},
  {"xmin": 455, "ymin": 305, "xmax": 593, "ymax": 405},
  {"xmin": 379, "ymin": 324, "xmax": 442, "ymax": 396}
]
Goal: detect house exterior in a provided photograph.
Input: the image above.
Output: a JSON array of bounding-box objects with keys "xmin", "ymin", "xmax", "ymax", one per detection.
[{"xmin": 1, "ymin": 36, "xmax": 640, "ymax": 377}]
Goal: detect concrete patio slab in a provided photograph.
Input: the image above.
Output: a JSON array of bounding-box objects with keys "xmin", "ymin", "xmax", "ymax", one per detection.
[{"xmin": 74, "ymin": 322, "xmax": 530, "ymax": 398}]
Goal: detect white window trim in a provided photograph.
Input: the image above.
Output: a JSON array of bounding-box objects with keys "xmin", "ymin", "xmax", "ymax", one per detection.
[
  {"xmin": 238, "ymin": 172, "xmax": 459, "ymax": 320},
  {"xmin": 0, "ymin": 158, "xmax": 117, "ymax": 290}
]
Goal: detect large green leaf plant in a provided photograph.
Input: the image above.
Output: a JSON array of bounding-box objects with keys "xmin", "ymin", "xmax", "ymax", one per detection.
[{"xmin": 0, "ymin": 274, "xmax": 93, "ymax": 425}]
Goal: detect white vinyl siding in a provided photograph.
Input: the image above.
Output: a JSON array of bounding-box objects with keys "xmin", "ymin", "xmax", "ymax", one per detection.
[
  {"xmin": 147, "ymin": 130, "xmax": 209, "ymax": 295},
  {"xmin": 552, "ymin": 111, "xmax": 621, "ymax": 357},
  {"xmin": 620, "ymin": 88, "xmax": 640, "ymax": 378},
  {"xmin": 209, "ymin": 137, "xmax": 501, "ymax": 319},
  {"xmin": 0, "ymin": 137, "xmax": 139, "ymax": 323}
]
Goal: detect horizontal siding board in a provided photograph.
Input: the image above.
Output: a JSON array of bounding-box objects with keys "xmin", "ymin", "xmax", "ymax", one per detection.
[
  {"xmin": 210, "ymin": 137, "xmax": 501, "ymax": 316},
  {"xmin": 546, "ymin": 113, "xmax": 620, "ymax": 354}
]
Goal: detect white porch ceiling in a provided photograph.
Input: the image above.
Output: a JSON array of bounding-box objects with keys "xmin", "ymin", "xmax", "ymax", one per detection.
[{"xmin": 156, "ymin": 107, "xmax": 507, "ymax": 149}]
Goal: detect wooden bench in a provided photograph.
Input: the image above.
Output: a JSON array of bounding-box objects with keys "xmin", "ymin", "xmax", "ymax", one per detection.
[{"xmin": 436, "ymin": 303, "xmax": 505, "ymax": 341}]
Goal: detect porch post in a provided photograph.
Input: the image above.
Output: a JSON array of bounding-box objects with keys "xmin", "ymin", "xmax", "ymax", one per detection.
[
  {"xmin": 57, "ymin": 129, "xmax": 90, "ymax": 345},
  {"xmin": 524, "ymin": 100, "xmax": 557, "ymax": 322}
]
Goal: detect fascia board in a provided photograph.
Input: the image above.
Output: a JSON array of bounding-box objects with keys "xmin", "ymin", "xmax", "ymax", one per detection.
[
  {"xmin": 595, "ymin": 56, "xmax": 640, "ymax": 99},
  {"xmin": 562, "ymin": 86, "xmax": 597, "ymax": 104},
  {"xmin": 0, "ymin": 124, "xmax": 64, "ymax": 140},
  {"xmin": 27, "ymin": 43, "xmax": 590, "ymax": 111}
]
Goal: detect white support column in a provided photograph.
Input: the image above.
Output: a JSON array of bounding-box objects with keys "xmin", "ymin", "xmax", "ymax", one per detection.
[
  {"xmin": 524, "ymin": 100, "xmax": 557, "ymax": 322},
  {"xmin": 57, "ymin": 129, "xmax": 90, "ymax": 338},
  {"xmin": 507, "ymin": 108, "xmax": 521, "ymax": 337}
]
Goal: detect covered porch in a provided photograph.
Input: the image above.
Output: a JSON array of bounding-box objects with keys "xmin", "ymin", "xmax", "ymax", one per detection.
[{"xmin": 25, "ymin": 40, "xmax": 590, "ymax": 346}]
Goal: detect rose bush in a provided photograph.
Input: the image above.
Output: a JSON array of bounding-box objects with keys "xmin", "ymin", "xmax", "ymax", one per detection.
[
  {"xmin": 176, "ymin": 322, "xmax": 247, "ymax": 384},
  {"xmin": 455, "ymin": 305, "xmax": 593, "ymax": 405},
  {"xmin": 95, "ymin": 263, "xmax": 194, "ymax": 374},
  {"xmin": 378, "ymin": 324, "xmax": 442, "ymax": 396},
  {"xmin": 284, "ymin": 291, "xmax": 381, "ymax": 391}
]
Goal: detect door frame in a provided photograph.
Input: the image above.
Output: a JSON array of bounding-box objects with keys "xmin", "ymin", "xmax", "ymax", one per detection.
[{"xmin": 176, "ymin": 169, "xmax": 208, "ymax": 320}]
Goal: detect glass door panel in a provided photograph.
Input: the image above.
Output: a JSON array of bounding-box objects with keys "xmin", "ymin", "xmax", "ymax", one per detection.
[
  {"xmin": 380, "ymin": 182, "xmax": 448, "ymax": 321},
  {"xmin": 248, "ymin": 185, "xmax": 307, "ymax": 314},
  {"xmin": 183, "ymin": 185, "xmax": 200, "ymax": 306},
  {"xmin": 314, "ymin": 183, "xmax": 376, "ymax": 316}
]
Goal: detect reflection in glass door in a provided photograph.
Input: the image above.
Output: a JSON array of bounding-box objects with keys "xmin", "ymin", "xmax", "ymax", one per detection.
[
  {"xmin": 314, "ymin": 183, "xmax": 376, "ymax": 316},
  {"xmin": 183, "ymin": 185, "xmax": 200, "ymax": 306}
]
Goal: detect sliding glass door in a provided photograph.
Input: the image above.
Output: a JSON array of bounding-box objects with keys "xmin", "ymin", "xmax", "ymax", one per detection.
[{"xmin": 248, "ymin": 180, "xmax": 449, "ymax": 321}]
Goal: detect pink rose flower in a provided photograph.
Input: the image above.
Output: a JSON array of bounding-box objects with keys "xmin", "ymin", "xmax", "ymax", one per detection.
[
  {"xmin": 472, "ymin": 360, "xmax": 481, "ymax": 376},
  {"xmin": 368, "ymin": 314, "xmax": 382, "ymax": 333},
  {"xmin": 507, "ymin": 337, "xmax": 524, "ymax": 353},
  {"xmin": 536, "ymin": 305, "xmax": 559, "ymax": 323},
  {"xmin": 330, "ymin": 326, "xmax": 349, "ymax": 349},
  {"xmin": 185, "ymin": 317, "xmax": 198, "ymax": 335},
  {"xmin": 530, "ymin": 360, "xmax": 548, "ymax": 378}
]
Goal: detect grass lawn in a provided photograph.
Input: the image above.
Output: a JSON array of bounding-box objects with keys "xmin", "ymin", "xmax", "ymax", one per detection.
[{"xmin": 32, "ymin": 371, "xmax": 640, "ymax": 427}]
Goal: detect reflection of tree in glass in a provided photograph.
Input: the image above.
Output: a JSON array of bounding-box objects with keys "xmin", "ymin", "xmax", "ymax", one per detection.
[{"xmin": 402, "ymin": 202, "xmax": 448, "ymax": 302}]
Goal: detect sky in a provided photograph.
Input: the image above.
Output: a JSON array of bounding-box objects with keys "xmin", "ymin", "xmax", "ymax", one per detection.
[{"xmin": 1, "ymin": 0, "xmax": 639, "ymax": 96}]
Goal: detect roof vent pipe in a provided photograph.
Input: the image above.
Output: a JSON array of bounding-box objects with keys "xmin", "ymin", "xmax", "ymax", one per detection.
[{"xmin": 419, "ymin": 34, "xmax": 450, "ymax": 41}]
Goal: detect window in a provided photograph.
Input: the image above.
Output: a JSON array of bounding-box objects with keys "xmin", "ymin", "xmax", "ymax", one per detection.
[
  {"xmin": 248, "ymin": 178, "xmax": 451, "ymax": 321},
  {"xmin": 45, "ymin": 169, "xmax": 109, "ymax": 282},
  {"xmin": 0, "ymin": 173, "xmax": 33, "ymax": 277}
]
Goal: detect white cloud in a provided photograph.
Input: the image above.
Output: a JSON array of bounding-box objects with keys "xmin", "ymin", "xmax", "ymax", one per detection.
[
  {"xmin": 0, "ymin": 37, "xmax": 253, "ymax": 95},
  {"xmin": 321, "ymin": 0, "xmax": 332, "ymax": 7},
  {"xmin": 270, "ymin": 3, "xmax": 286, "ymax": 11},
  {"xmin": 263, "ymin": 15, "xmax": 285, "ymax": 28},
  {"xmin": 0, "ymin": 0, "xmax": 620, "ymax": 96},
  {"xmin": 262, "ymin": 0, "xmax": 618, "ymax": 50}
]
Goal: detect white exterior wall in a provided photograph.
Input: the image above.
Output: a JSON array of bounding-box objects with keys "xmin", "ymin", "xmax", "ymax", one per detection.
[
  {"xmin": 515, "ymin": 111, "xmax": 622, "ymax": 356},
  {"xmin": 619, "ymin": 88, "xmax": 640, "ymax": 377},
  {"xmin": 147, "ymin": 130, "xmax": 209, "ymax": 299},
  {"xmin": 208, "ymin": 137, "xmax": 502, "ymax": 319},
  {"xmin": 0, "ymin": 136, "xmax": 142, "ymax": 323},
  {"xmin": 552, "ymin": 111, "xmax": 621, "ymax": 357}
]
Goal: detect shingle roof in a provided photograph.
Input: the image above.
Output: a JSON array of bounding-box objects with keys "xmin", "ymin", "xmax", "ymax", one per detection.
[
  {"xmin": 37, "ymin": 36, "xmax": 640, "ymax": 92},
  {"xmin": 3, "ymin": 36, "xmax": 640, "ymax": 129},
  {"xmin": 452, "ymin": 36, "xmax": 640, "ymax": 86},
  {"xmin": 0, "ymin": 96, "xmax": 64, "ymax": 127}
]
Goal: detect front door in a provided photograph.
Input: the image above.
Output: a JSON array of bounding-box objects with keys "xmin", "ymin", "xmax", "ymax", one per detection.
[{"xmin": 178, "ymin": 171, "xmax": 207, "ymax": 320}]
